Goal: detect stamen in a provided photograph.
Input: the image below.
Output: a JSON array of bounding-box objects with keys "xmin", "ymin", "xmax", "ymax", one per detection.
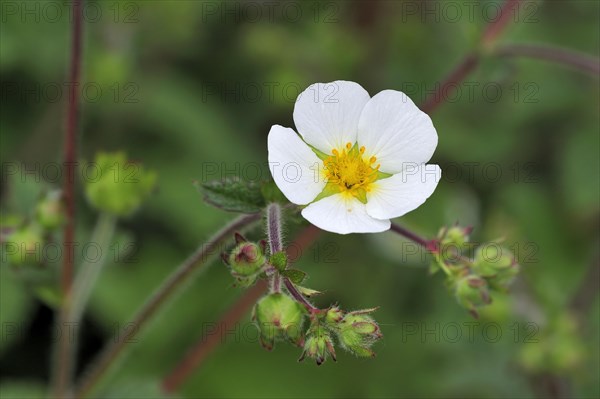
[
  {"xmin": 332, "ymin": 149, "xmax": 339, "ymax": 156},
  {"xmin": 369, "ymin": 156, "xmax": 377, "ymax": 164},
  {"xmin": 346, "ymin": 142, "xmax": 352, "ymax": 150},
  {"xmin": 359, "ymin": 146, "xmax": 365, "ymax": 154}
]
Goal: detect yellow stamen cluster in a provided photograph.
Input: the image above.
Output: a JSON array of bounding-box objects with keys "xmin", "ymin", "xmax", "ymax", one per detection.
[{"xmin": 324, "ymin": 142, "xmax": 380, "ymax": 201}]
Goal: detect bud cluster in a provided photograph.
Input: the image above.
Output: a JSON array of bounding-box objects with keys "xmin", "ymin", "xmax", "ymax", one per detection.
[
  {"xmin": 2, "ymin": 190, "xmax": 65, "ymax": 267},
  {"xmin": 433, "ymin": 224, "xmax": 521, "ymax": 318},
  {"xmin": 299, "ymin": 306, "xmax": 382, "ymax": 365}
]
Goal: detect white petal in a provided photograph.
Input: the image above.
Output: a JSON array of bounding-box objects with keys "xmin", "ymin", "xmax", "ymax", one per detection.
[
  {"xmin": 358, "ymin": 90, "xmax": 438, "ymax": 174},
  {"xmin": 268, "ymin": 125, "xmax": 326, "ymax": 205},
  {"xmin": 301, "ymin": 194, "xmax": 391, "ymax": 235},
  {"xmin": 366, "ymin": 164, "xmax": 441, "ymax": 220},
  {"xmin": 293, "ymin": 81, "xmax": 371, "ymax": 153}
]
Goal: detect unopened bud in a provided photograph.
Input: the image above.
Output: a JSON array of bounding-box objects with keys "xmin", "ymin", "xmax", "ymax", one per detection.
[
  {"xmin": 337, "ymin": 310, "xmax": 382, "ymax": 358},
  {"xmin": 325, "ymin": 306, "xmax": 344, "ymax": 325},
  {"xmin": 3, "ymin": 226, "xmax": 43, "ymax": 266},
  {"xmin": 473, "ymin": 245, "xmax": 515, "ymax": 278},
  {"xmin": 253, "ymin": 293, "xmax": 305, "ymax": 350},
  {"xmin": 84, "ymin": 152, "xmax": 156, "ymax": 217},
  {"xmin": 35, "ymin": 191, "xmax": 65, "ymax": 230},
  {"xmin": 299, "ymin": 325, "xmax": 336, "ymax": 365},
  {"xmin": 454, "ymin": 275, "xmax": 492, "ymax": 317},
  {"xmin": 227, "ymin": 242, "xmax": 266, "ymax": 276},
  {"xmin": 441, "ymin": 225, "xmax": 472, "ymax": 248}
]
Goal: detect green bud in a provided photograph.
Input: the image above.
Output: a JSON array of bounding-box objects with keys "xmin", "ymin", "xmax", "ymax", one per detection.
[
  {"xmin": 84, "ymin": 152, "xmax": 156, "ymax": 217},
  {"xmin": 270, "ymin": 251, "xmax": 287, "ymax": 271},
  {"xmin": 337, "ymin": 311, "xmax": 382, "ymax": 358},
  {"xmin": 441, "ymin": 225, "xmax": 472, "ymax": 248},
  {"xmin": 473, "ymin": 244, "xmax": 515, "ymax": 278},
  {"xmin": 299, "ymin": 324, "xmax": 336, "ymax": 365},
  {"xmin": 227, "ymin": 242, "xmax": 265, "ymax": 276},
  {"xmin": 254, "ymin": 293, "xmax": 305, "ymax": 350},
  {"xmin": 4, "ymin": 226, "xmax": 44, "ymax": 266},
  {"xmin": 35, "ymin": 190, "xmax": 65, "ymax": 230},
  {"xmin": 454, "ymin": 275, "xmax": 492, "ymax": 317},
  {"xmin": 325, "ymin": 306, "xmax": 344, "ymax": 325}
]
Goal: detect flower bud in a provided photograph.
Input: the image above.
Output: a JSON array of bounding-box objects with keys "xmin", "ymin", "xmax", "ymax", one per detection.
[
  {"xmin": 325, "ymin": 306, "xmax": 344, "ymax": 325},
  {"xmin": 454, "ymin": 275, "xmax": 492, "ymax": 317},
  {"xmin": 227, "ymin": 242, "xmax": 266, "ymax": 277},
  {"xmin": 253, "ymin": 293, "xmax": 305, "ymax": 350},
  {"xmin": 84, "ymin": 152, "xmax": 156, "ymax": 217},
  {"xmin": 473, "ymin": 244, "xmax": 515, "ymax": 278},
  {"xmin": 440, "ymin": 225, "xmax": 472, "ymax": 248},
  {"xmin": 35, "ymin": 191, "xmax": 65, "ymax": 230},
  {"xmin": 299, "ymin": 325, "xmax": 336, "ymax": 365},
  {"xmin": 337, "ymin": 310, "xmax": 382, "ymax": 358},
  {"xmin": 4, "ymin": 226, "xmax": 43, "ymax": 266}
]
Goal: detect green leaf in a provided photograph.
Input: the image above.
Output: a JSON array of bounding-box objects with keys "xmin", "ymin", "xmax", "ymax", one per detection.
[
  {"xmin": 281, "ymin": 269, "xmax": 307, "ymax": 284},
  {"xmin": 295, "ymin": 285, "xmax": 323, "ymax": 297},
  {"xmin": 260, "ymin": 180, "xmax": 288, "ymax": 204},
  {"xmin": 197, "ymin": 178, "xmax": 265, "ymax": 213}
]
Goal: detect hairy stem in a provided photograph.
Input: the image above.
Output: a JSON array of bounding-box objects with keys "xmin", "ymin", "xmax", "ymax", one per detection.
[
  {"xmin": 53, "ymin": 0, "xmax": 84, "ymax": 395},
  {"xmin": 266, "ymin": 204, "xmax": 282, "ymax": 292},
  {"xmin": 74, "ymin": 213, "xmax": 261, "ymax": 398},
  {"xmin": 495, "ymin": 43, "xmax": 600, "ymax": 77}
]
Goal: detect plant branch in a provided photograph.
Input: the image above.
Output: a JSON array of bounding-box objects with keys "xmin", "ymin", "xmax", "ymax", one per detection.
[
  {"xmin": 283, "ymin": 277, "xmax": 320, "ymax": 313},
  {"xmin": 421, "ymin": 0, "xmax": 522, "ymax": 114},
  {"xmin": 494, "ymin": 43, "xmax": 600, "ymax": 77},
  {"xmin": 389, "ymin": 222, "xmax": 438, "ymax": 252},
  {"xmin": 74, "ymin": 213, "xmax": 261, "ymax": 398},
  {"xmin": 53, "ymin": 0, "xmax": 84, "ymax": 395}
]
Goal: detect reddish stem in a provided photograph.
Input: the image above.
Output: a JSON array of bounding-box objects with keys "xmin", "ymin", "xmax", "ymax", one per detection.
[
  {"xmin": 495, "ymin": 43, "xmax": 600, "ymax": 76},
  {"xmin": 421, "ymin": 0, "xmax": 522, "ymax": 114},
  {"xmin": 482, "ymin": 0, "xmax": 521, "ymax": 46},
  {"xmin": 161, "ymin": 280, "xmax": 268, "ymax": 393},
  {"xmin": 62, "ymin": 0, "xmax": 83, "ymax": 295},
  {"xmin": 53, "ymin": 0, "xmax": 83, "ymax": 395}
]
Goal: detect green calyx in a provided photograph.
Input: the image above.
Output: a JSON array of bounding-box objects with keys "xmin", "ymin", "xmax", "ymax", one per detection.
[{"xmin": 253, "ymin": 293, "xmax": 306, "ymax": 350}]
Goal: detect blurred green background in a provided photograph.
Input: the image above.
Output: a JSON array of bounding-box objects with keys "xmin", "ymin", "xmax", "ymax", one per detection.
[{"xmin": 1, "ymin": 0, "xmax": 598, "ymax": 398}]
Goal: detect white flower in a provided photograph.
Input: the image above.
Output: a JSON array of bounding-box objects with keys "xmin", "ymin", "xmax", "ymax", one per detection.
[{"xmin": 268, "ymin": 80, "xmax": 441, "ymax": 235}]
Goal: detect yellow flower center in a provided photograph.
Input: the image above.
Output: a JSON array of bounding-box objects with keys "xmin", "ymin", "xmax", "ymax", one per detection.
[{"xmin": 323, "ymin": 142, "xmax": 380, "ymax": 202}]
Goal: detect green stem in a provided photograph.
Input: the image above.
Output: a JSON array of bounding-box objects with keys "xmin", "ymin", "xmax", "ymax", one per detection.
[{"xmin": 74, "ymin": 213, "xmax": 261, "ymax": 398}]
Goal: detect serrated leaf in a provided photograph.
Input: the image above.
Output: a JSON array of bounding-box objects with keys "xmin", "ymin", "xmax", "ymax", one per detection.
[
  {"xmin": 295, "ymin": 285, "xmax": 323, "ymax": 298},
  {"xmin": 197, "ymin": 178, "xmax": 265, "ymax": 213},
  {"xmin": 281, "ymin": 269, "xmax": 307, "ymax": 284}
]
